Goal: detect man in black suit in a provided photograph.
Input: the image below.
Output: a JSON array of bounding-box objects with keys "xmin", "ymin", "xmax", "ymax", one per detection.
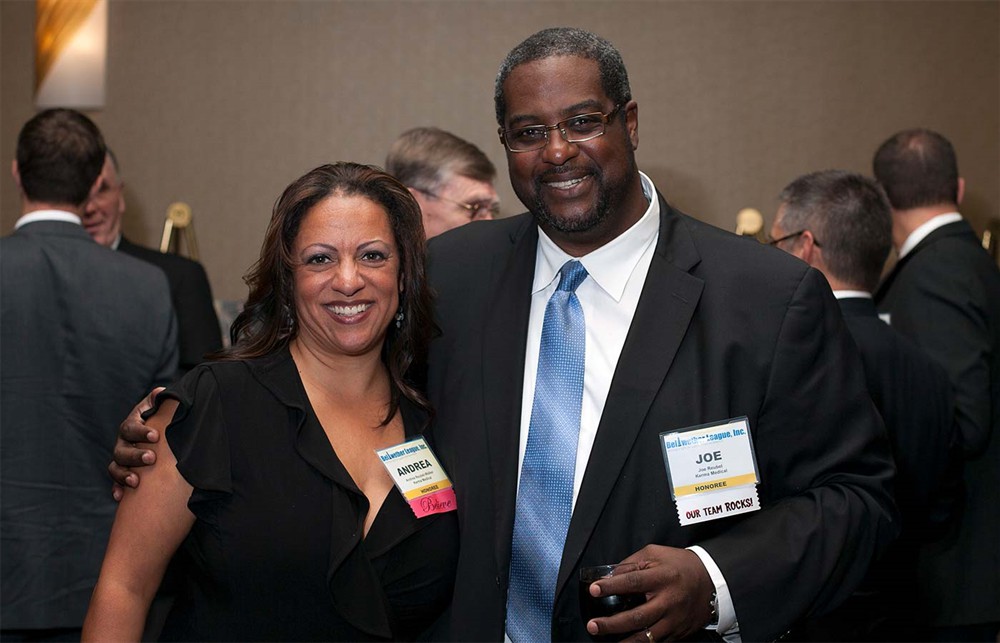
[
  {"xmin": 110, "ymin": 28, "xmax": 897, "ymax": 642},
  {"xmin": 771, "ymin": 169, "xmax": 958, "ymax": 640},
  {"xmin": 82, "ymin": 149, "xmax": 222, "ymax": 374},
  {"xmin": 425, "ymin": 28, "xmax": 896, "ymax": 642},
  {"xmin": 873, "ymin": 129, "xmax": 1000, "ymax": 641},
  {"xmin": 1, "ymin": 109, "xmax": 178, "ymax": 641}
]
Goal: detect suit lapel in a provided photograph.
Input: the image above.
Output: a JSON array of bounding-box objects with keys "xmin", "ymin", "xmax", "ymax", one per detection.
[
  {"xmin": 481, "ymin": 216, "xmax": 538, "ymax": 578},
  {"xmin": 557, "ymin": 197, "xmax": 704, "ymax": 597},
  {"xmin": 876, "ymin": 247, "xmax": 917, "ymax": 302}
]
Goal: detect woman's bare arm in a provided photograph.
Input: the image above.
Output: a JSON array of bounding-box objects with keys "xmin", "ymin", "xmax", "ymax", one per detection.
[{"xmin": 83, "ymin": 399, "xmax": 195, "ymax": 642}]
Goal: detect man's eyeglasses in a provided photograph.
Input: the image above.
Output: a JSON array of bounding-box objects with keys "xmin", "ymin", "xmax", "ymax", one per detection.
[
  {"xmin": 412, "ymin": 188, "xmax": 500, "ymax": 220},
  {"xmin": 767, "ymin": 230, "xmax": 822, "ymax": 247},
  {"xmin": 499, "ymin": 104, "xmax": 622, "ymax": 153}
]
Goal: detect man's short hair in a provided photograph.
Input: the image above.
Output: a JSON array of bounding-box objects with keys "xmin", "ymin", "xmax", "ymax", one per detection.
[
  {"xmin": 16, "ymin": 108, "xmax": 106, "ymax": 206},
  {"xmin": 872, "ymin": 128, "xmax": 959, "ymax": 210},
  {"xmin": 778, "ymin": 170, "xmax": 892, "ymax": 292},
  {"xmin": 494, "ymin": 27, "xmax": 632, "ymax": 125},
  {"xmin": 385, "ymin": 127, "xmax": 495, "ymax": 193}
]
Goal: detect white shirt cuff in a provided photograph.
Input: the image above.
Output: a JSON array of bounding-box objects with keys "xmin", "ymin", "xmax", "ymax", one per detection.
[{"xmin": 687, "ymin": 545, "xmax": 741, "ymax": 640}]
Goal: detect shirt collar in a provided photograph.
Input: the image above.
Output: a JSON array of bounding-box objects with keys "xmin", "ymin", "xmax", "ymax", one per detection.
[
  {"xmin": 110, "ymin": 233, "xmax": 122, "ymax": 250},
  {"xmin": 898, "ymin": 212, "xmax": 962, "ymax": 259},
  {"xmin": 533, "ymin": 171, "xmax": 660, "ymax": 302},
  {"xmin": 833, "ymin": 290, "xmax": 872, "ymax": 300},
  {"xmin": 14, "ymin": 209, "xmax": 81, "ymax": 229}
]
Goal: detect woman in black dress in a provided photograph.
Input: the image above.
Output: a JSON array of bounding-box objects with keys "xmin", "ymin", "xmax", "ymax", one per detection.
[{"xmin": 83, "ymin": 163, "xmax": 458, "ymax": 641}]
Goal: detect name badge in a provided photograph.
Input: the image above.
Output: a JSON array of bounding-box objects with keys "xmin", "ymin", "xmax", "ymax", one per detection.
[
  {"xmin": 376, "ymin": 436, "xmax": 457, "ymax": 518},
  {"xmin": 659, "ymin": 417, "xmax": 760, "ymax": 526}
]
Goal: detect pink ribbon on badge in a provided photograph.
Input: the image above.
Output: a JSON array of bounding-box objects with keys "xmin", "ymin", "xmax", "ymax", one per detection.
[{"xmin": 410, "ymin": 487, "xmax": 457, "ymax": 518}]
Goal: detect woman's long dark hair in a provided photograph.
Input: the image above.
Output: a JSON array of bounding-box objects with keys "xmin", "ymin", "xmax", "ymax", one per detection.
[{"xmin": 219, "ymin": 162, "xmax": 434, "ymax": 422}]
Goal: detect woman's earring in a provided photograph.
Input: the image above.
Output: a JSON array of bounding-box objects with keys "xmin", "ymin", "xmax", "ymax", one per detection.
[{"xmin": 395, "ymin": 308, "xmax": 405, "ymax": 329}]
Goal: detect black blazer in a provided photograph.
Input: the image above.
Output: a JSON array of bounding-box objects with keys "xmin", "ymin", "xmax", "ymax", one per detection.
[
  {"xmin": 426, "ymin": 195, "xmax": 897, "ymax": 642},
  {"xmin": 118, "ymin": 237, "xmax": 222, "ymax": 374},
  {"xmin": 838, "ymin": 296, "xmax": 956, "ymax": 529},
  {"xmin": 799, "ymin": 297, "xmax": 959, "ymax": 640},
  {"xmin": 875, "ymin": 219, "xmax": 1000, "ymax": 626}
]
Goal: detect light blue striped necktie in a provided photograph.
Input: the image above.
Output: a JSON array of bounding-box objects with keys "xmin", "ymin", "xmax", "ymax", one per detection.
[{"xmin": 506, "ymin": 259, "xmax": 589, "ymax": 642}]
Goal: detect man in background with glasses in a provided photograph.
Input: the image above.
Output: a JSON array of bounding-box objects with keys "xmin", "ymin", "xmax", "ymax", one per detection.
[
  {"xmin": 386, "ymin": 126, "xmax": 500, "ymax": 238},
  {"xmin": 82, "ymin": 148, "xmax": 222, "ymax": 376},
  {"xmin": 772, "ymin": 169, "xmax": 959, "ymax": 641}
]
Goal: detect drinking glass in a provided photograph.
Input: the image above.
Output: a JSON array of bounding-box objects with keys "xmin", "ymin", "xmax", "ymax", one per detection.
[{"xmin": 578, "ymin": 562, "xmax": 646, "ymax": 622}]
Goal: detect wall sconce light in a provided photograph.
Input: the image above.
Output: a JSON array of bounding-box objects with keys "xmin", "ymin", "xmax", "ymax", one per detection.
[{"xmin": 35, "ymin": 0, "xmax": 108, "ymax": 109}]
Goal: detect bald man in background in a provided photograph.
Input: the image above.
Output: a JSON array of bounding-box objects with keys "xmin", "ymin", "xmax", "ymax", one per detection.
[{"xmin": 873, "ymin": 129, "xmax": 1000, "ymax": 641}]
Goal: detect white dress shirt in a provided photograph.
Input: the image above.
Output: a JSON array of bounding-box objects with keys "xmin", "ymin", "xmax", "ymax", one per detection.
[
  {"xmin": 514, "ymin": 172, "xmax": 739, "ymax": 639},
  {"xmin": 14, "ymin": 209, "xmax": 81, "ymax": 229},
  {"xmin": 898, "ymin": 212, "xmax": 962, "ymax": 259},
  {"xmin": 833, "ymin": 290, "xmax": 872, "ymax": 300}
]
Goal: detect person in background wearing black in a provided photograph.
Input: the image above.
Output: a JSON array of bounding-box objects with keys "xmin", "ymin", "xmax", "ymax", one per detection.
[
  {"xmin": 82, "ymin": 148, "xmax": 222, "ymax": 375},
  {"xmin": 771, "ymin": 169, "xmax": 960, "ymax": 640},
  {"xmin": 874, "ymin": 129, "xmax": 1000, "ymax": 642}
]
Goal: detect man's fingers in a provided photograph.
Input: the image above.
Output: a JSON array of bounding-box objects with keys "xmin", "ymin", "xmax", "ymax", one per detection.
[
  {"xmin": 119, "ymin": 414, "xmax": 159, "ymax": 443},
  {"xmin": 586, "ymin": 568, "xmax": 658, "ymax": 638},
  {"xmin": 108, "ymin": 459, "xmax": 143, "ymax": 484},
  {"xmin": 585, "ymin": 600, "xmax": 661, "ymax": 639},
  {"xmin": 586, "ymin": 546, "xmax": 710, "ymax": 639},
  {"xmin": 626, "ymin": 625, "xmax": 661, "ymax": 643},
  {"xmin": 139, "ymin": 386, "xmax": 165, "ymax": 413},
  {"xmin": 112, "ymin": 439, "xmax": 156, "ymax": 469},
  {"xmin": 592, "ymin": 565, "xmax": 648, "ymax": 597},
  {"xmin": 119, "ymin": 387, "xmax": 164, "ymax": 443}
]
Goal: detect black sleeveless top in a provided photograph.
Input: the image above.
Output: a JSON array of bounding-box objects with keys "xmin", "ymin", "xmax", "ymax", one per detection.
[{"xmin": 154, "ymin": 348, "xmax": 458, "ymax": 641}]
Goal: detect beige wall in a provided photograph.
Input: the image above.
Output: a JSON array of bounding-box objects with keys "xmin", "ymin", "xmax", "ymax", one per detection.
[{"xmin": 2, "ymin": 0, "xmax": 997, "ymax": 301}]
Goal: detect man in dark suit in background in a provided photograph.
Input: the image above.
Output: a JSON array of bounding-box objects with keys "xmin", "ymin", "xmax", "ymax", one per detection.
[
  {"xmin": 771, "ymin": 169, "xmax": 958, "ymax": 640},
  {"xmin": 426, "ymin": 28, "xmax": 896, "ymax": 642},
  {"xmin": 874, "ymin": 129, "xmax": 1000, "ymax": 641},
  {"xmin": 109, "ymin": 28, "xmax": 897, "ymax": 642},
  {"xmin": 1, "ymin": 109, "xmax": 178, "ymax": 640},
  {"xmin": 82, "ymin": 149, "xmax": 222, "ymax": 374}
]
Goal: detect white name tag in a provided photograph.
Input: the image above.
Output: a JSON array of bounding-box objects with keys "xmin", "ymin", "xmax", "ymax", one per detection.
[
  {"xmin": 659, "ymin": 417, "xmax": 761, "ymax": 525},
  {"xmin": 375, "ymin": 436, "xmax": 456, "ymax": 518}
]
